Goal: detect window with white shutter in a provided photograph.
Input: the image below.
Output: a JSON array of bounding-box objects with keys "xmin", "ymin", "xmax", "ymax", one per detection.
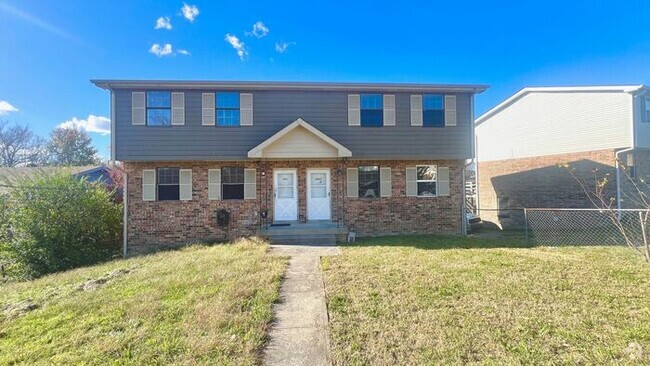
[
  {"xmin": 383, "ymin": 95, "xmax": 395, "ymax": 126},
  {"xmin": 244, "ymin": 168, "xmax": 256, "ymax": 199},
  {"xmin": 380, "ymin": 167, "xmax": 392, "ymax": 197},
  {"xmin": 410, "ymin": 95, "xmax": 423, "ymax": 126},
  {"xmin": 348, "ymin": 94, "xmax": 360, "ymax": 126},
  {"xmin": 444, "ymin": 95, "xmax": 457, "ymax": 126},
  {"xmin": 346, "ymin": 168, "xmax": 358, "ymax": 197},
  {"xmin": 132, "ymin": 92, "xmax": 146, "ymax": 125},
  {"xmin": 208, "ymin": 169, "xmax": 221, "ymax": 200},
  {"xmin": 202, "ymin": 93, "xmax": 216, "ymax": 126},
  {"xmin": 179, "ymin": 169, "xmax": 192, "ymax": 200},
  {"xmin": 171, "ymin": 92, "xmax": 185, "ymax": 125},
  {"xmin": 240, "ymin": 93, "xmax": 253, "ymax": 126},
  {"xmin": 142, "ymin": 169, "xmax": 156, "ymax": 201},
  {"xmin": 437, "ymin": 167, "xmax": 450, "ymax": 196}
]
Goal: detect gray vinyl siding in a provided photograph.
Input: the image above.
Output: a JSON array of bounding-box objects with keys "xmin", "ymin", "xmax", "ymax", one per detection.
[{"xmin": 114, "ymin": 89, "xmax": 473, "ymax": 161}]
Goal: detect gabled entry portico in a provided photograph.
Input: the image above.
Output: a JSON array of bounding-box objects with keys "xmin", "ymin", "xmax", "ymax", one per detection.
[
  {"xmin": 248, "ymin": 118, "xmax": 351, "ymax": 243},
  {"xmin": 249, "ymin": 119, "xmax": 350, "ymax": 226}
]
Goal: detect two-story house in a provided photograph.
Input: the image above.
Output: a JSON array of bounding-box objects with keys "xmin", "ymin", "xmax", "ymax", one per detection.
[
  {"xmin": 475, "ymin": 85, "xmax": 649, "ymax": 228},
  {"xmin": 92, "ymin": 80, "xmax": 487, "ymax": 253}
]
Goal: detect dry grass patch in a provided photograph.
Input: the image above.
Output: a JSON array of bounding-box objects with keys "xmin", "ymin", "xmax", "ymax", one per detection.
[
  {"xmin": 322, "ymin": 235, "xmax": 650, "ymax": 365},
  {"xmin": 0, "ymin": 238, "xmax": 287, "ymax": 365}
]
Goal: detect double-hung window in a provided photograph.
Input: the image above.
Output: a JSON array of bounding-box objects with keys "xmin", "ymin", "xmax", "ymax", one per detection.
[
  {"xmin": 360, "ymin": 94, "xmax": 383, "ymax": 127},
  {"xmin": 358, "ymin": 166, "xmax": 380, "ymax": 198},
  {"xmin": 222, "ymin": 167, "xmax": 244, "ymax": 199},
  {"xmin": 423, "ymin": 94, "xmax": 444, "ymax": 127},
  {"xmin": 416, "ymin": 165, "xmax": 437, "ymax": 197},
  {"xmin": 147, "ymin": 91, "xmax": 172, "ymax": 126},
  {"xmin": 644, "ymin": 96, "xmax": 650, "ymax": 123},
  {"xmin": 157, "ymin": 167, "xmax": 180, "ymax": 200},
  {"xmin": 217, "ymin": 92, "xmax": 240, "ymax": 126}
]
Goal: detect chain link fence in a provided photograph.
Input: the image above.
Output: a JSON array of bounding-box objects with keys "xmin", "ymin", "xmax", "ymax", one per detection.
[
  {"xmin": 476, "ymin": 207, "xmax": 650, "ymax": 249},
  {"xmin": 525, "ymin": 208, "xmax": 650, "ymax": 248}
]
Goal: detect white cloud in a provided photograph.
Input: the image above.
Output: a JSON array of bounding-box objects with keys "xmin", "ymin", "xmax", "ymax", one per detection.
[
  {"xmin": 58, "ymin": 115, "xmax": 111, "ymax": 135},
  {"xmin": 275, "ymin": 41, "xmax": 295, "ymax": 54},
  {"xmin": 177, "ymin": 49, "xmax": 190, "ymax": 55},
  {"xmin": 246, "ymin": 21, "xmax": 269, "ymax": 38},
  {"xmin": 0, "ymin": 100, "xmax": 18, "ymax": 115},
  {"xmin": 155, "ymin": 16, "xmax": 172, "ymax": 30},
  {"xmin": 149, "ymin": 43, "xmax": 173, "ymax": 57},
  {"xmin": 180, "ymin": 3, "xmax": 199, "ymax": 22},
  {"xmin": 225, "ymin": 34, "xmax": 247, "ymax": 60}
]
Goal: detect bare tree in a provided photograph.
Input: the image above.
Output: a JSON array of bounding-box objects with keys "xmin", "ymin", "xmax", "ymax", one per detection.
[
  {"xmin": 0, "ymin": 121, "xmax": 48, "ymax": 167},
  {"xmin": 564, "ymin": 162, "xmax": 650, "ymax": 262}
]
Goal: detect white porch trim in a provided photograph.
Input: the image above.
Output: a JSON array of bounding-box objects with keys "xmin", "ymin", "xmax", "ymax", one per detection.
[{"xmin": 247, "ymin": 118, "xmax": 352, "ymax": 159}]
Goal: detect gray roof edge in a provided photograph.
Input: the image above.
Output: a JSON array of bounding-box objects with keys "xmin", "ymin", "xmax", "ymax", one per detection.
[{"xmin": 90, "ymin": 79, "xmax": 489, "ymax": 93}]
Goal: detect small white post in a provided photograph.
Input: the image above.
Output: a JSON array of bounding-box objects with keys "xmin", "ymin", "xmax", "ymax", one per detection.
[{"xmin": 640, "ymin": 211, "xmax": 649, "ymax": 262}]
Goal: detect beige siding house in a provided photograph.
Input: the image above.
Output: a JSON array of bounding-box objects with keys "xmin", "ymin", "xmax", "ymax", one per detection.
[{"xmin": 475, "ymin": 85, "xmax": 649, "ymax": 228}]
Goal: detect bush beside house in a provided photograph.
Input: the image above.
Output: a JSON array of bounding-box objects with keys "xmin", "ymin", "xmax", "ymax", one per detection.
[{"xmin": 0, "ymin": 172, "xmax": 122, "ymax": 280}]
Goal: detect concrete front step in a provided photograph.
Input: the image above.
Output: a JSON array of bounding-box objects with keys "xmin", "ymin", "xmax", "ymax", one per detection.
[
  {"xmin": 268, "ymin": 234, "xmax": 336, "ymax": 246},
  {"xmin": 258, "ymin": 221, "xmax": 347, "ymax": 246}
]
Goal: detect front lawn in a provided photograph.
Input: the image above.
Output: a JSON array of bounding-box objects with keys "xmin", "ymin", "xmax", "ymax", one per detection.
[
  {"xmin": 322, "ymin": 235, "xmax": 650, "ymax": 364},
  {"xmin": 0, "ymin": 238, "xmax": 287, "ymax": 365}
]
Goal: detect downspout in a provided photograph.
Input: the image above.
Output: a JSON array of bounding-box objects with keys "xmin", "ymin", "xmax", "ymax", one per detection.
[
  {"xmin": 123, "ymin": 171, "xmax": 128, "ymax": 257},
  {"xmin": 616, "ymin": 90, "xmax": 641, "ymax": 210},
  {"xmin": 616, "ymin": 148, "xmax": 634, "ymax": 211},
  {"xmin": 110, "ymin": 89, "xmax": 116, "ymax": 166}
]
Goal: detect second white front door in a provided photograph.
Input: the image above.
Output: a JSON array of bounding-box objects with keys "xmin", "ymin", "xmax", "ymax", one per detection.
[
  {"xmin": 307, "ymin": 169, "xmax": 331, "ymax": 221},
  {"xmin": 274, "ymin": 169, "xmax": 298, "ymax": 221}
]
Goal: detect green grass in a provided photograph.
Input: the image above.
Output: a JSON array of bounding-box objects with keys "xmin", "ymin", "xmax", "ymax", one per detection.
[
  {"xmin": 0, "ymin": 238, "xmax": 287, "ymax": 365},
  {"xmin": 322, "ymin": 235, "xmax": 650, "ymax": 365}
]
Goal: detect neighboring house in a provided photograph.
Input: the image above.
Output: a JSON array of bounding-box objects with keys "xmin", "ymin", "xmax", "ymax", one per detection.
[
  {"xmin": 0, "ymin": 165, "xmax": 116, "ymax": 194},
  {"xmin": 92, "ymin": 80, "xmax": 487, "ymax": 252},
  {"xmin": 475, "ymin": 85, "xmax": 649, "ymax": 228}
]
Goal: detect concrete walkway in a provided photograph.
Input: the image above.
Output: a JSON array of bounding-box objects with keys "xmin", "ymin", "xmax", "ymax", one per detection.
[{"xmin": 263, "ymin": 245, "xmax": 340, "ymax": 366}]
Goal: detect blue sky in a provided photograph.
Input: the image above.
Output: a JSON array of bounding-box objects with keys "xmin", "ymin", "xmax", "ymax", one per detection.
[{"xmin": 1, "ymin": 0, "xmax": 649, "ymax": 158}]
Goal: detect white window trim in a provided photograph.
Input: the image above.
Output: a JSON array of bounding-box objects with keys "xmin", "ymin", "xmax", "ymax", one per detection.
[
  {"xmin": 157, "ymin": 167, "xmax": 181, "ymax": 201},
  {"xmin": 216, "ymin": 92, "xmax": 242, "ymax": 127},
  {"xmin": 221, "ymin": 167, "xmax": 246, "ymax": 200},
  {"xmin": 416, "ymin": 165, "xmax": 438, "ymax": 197},
  {"xmin": 358, "ymin": 165, "xmax": 380, "ymax": 198},
  {"xmin": 644, "ymin": 96, "xmax": 650, "ymax": 123}
]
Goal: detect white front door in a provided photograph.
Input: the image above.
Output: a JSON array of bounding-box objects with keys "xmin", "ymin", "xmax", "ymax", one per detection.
[
  {"xmin": 274, "ymin": 169, "xmax": 298, "ymax": 221},
  {"xmin": 307, "ymin": 169, "xmax": 331, "ymax": 221}
]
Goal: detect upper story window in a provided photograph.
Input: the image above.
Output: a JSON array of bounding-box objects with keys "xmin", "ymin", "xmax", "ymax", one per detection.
[
  {"xmin": 359, "ymin": 166, "xmax": 380, "ymax": 198},
  {"xmin": 217, "ymin": 92, "xmax": 240, "ymax": 126},
  {"xmin": 222, "ymin": 167, "xmax": 244, "ymax": 199},
  {"xmin": 644, "ymin": 96, "xmax": 650, "ymax": 123},
  {"xmin": 360, "ymin": 94, "xmax": 383, "ymax": 127},
  {"xmin": 157, "ymin": 167, "xmax": 180, "ymax": 200},
  {"xmin": 423, "ymin": 94, "xmax": 444, "ymax": 127},
  {"xmin": 416, "ymin": 165, "xmax": 437, "ymax": 197},
  {"xmin": 147, "ymin": 91, "xmax": 172, "ymax": 126}
]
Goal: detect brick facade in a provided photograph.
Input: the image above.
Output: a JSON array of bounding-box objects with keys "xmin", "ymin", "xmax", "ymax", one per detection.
[
  {"xmin": 124, "ymin": 159, "xmax": 464, "ymax": 253},
  {"xmin": 477, "ymin": 149, "xmax": 618, "ymax": 229}
]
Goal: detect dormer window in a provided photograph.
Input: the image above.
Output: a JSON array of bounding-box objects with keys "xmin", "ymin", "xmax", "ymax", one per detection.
[
  {"xmin": 360, "ymin": 94, "xmax": 383, "ymax": 127},
  {"xmin": 146, "ymin": 91, "xmax": 172, "ymax": 126}
]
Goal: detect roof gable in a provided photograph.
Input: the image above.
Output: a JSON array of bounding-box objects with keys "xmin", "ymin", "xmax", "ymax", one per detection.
[
  {"xmin": 248, "ymin": 118, "xmax": 352, "ymax": 159},
  {"xmin": 476, "ymin": 85, "xmax": 645, "ymax": 125}
]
